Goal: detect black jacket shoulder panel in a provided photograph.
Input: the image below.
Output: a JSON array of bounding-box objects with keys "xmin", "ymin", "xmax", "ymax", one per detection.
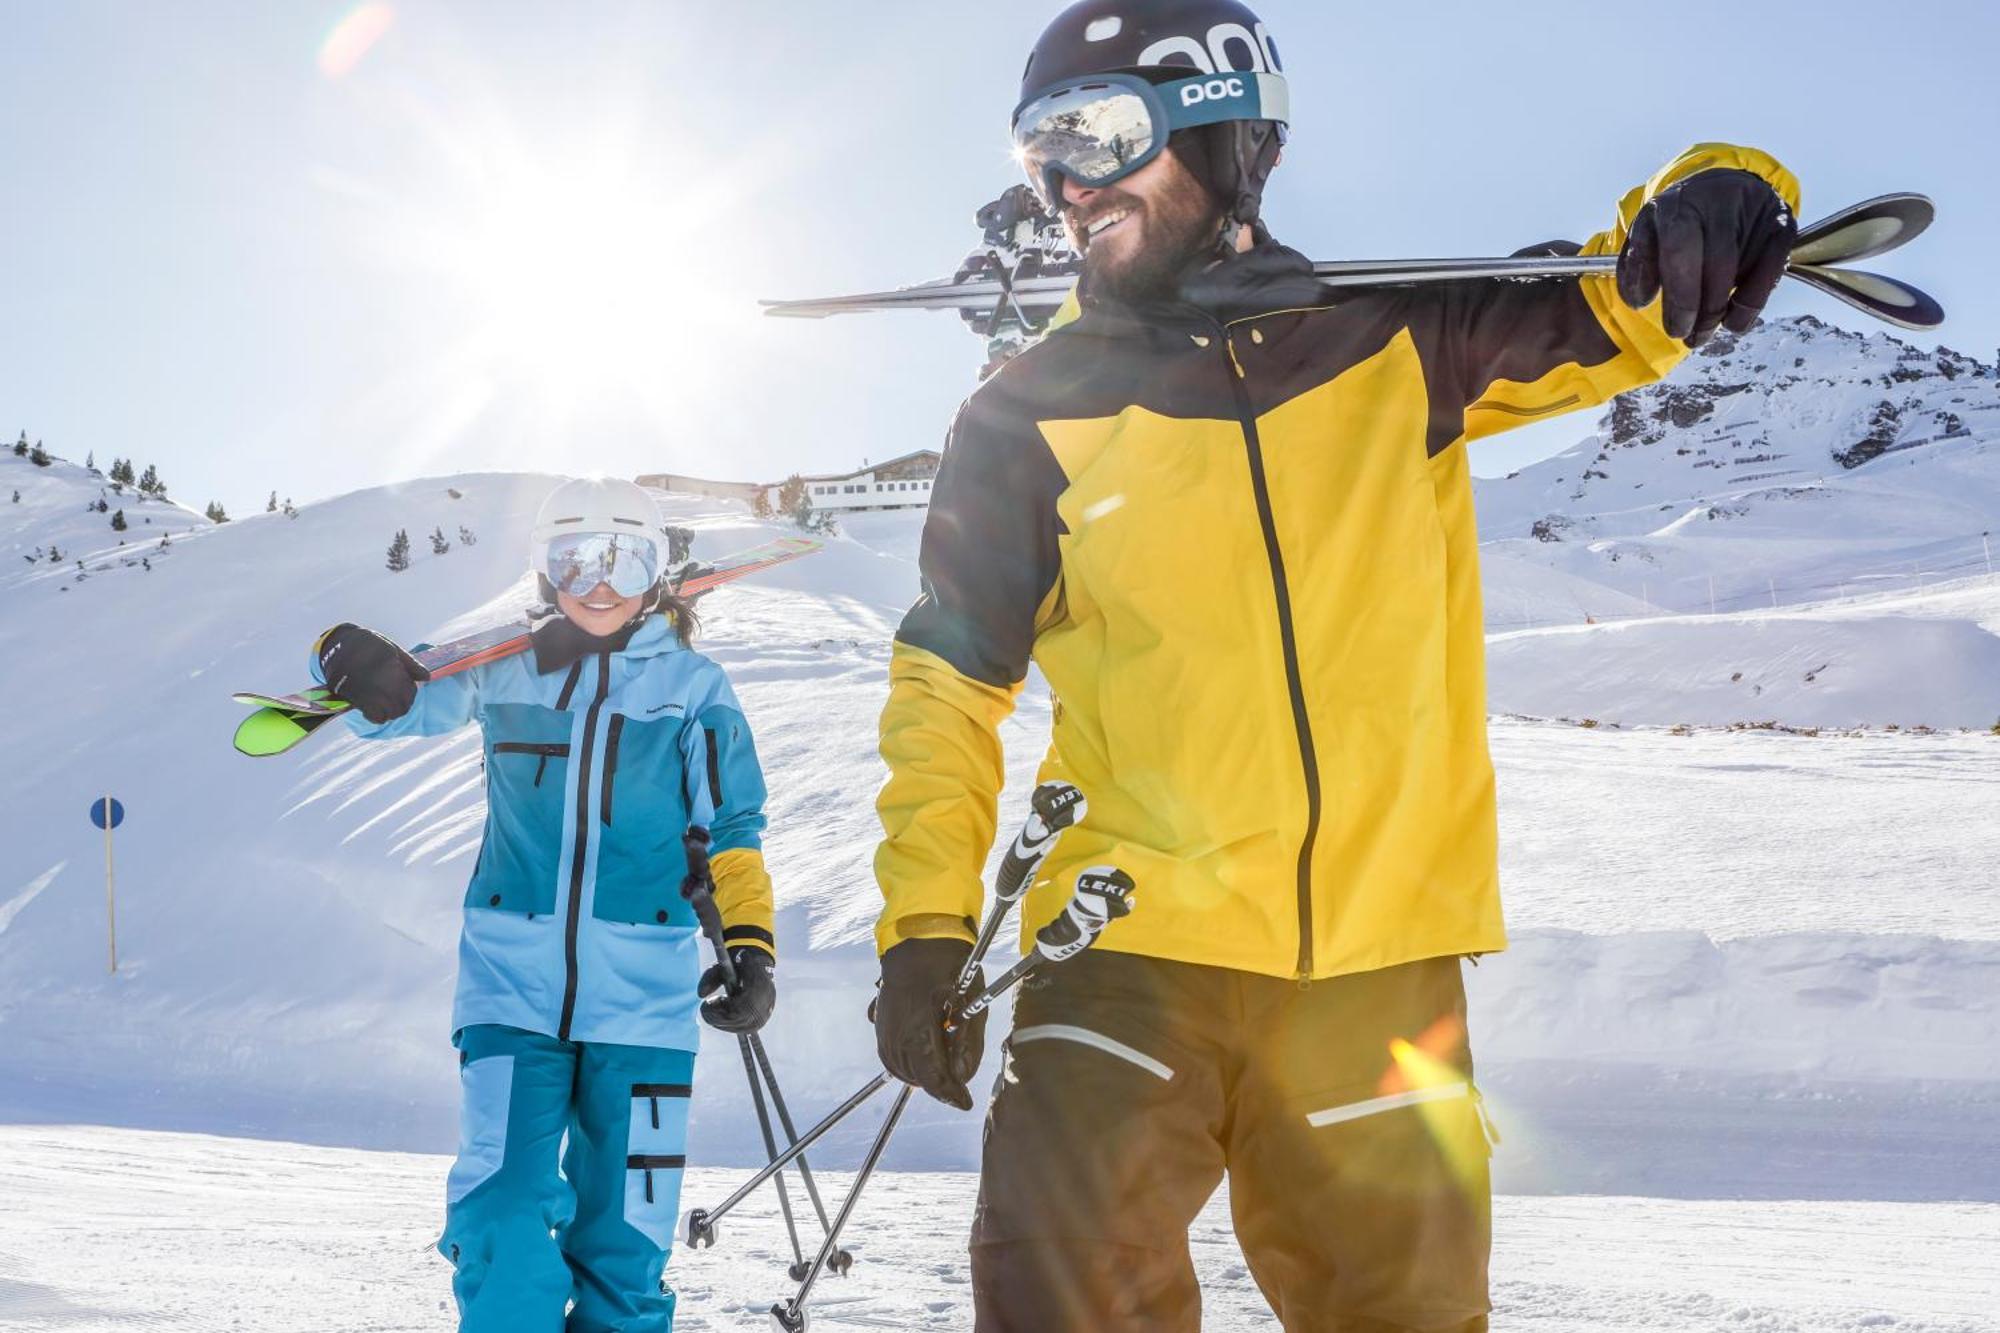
[{"xmin": 894, "ymin": 380, "xmax": 1068, "ymax": 689}]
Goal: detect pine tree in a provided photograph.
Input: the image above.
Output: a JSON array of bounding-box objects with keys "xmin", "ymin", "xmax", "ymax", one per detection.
[
  {"xmin": 776, "ymin": 474, "xmax": 836, "ymax": 535},
  {"xmin": 9, "ymin": 490, "xmax": 18, "ymax": 503},
  {"xmin": 387, "ymin": 529, "xmax": 412, "ymax": 572},
  {"xmin": 48, "ymin": 545, "xmax": 62, "ymax": 562},
  {"xmin": 751, "ymin": 486, "xmax": 774, "ymax": 519},
  {"xmin": 138, "ymin": 464, "xmax": 160, "ymax": 497},
  {"xmin": 95, "ymin": 498, "xmax": 109, "ymax": 513},
  {"xmin": 111, "ymin": 509, "xmax": 128, "ymax": 532},
  {"xmin": 28, "ymin": 440, "xmax": 51, "ymax": 467},
  {"xmin": 85, "ymin": 451, "xmax": 96, "ymax": 472},
  {"xmin": 204, "ymin": 501, "xmax": 230, "ymax": 523},
  {"xmin": 266, "ymin": 491, "xmax": 278, "ymax": 513},
  {"xmin": 430, "ymin": 525, "xmax": 450, "ymax": 555},
  {"xmin": 458, "ymin": 524, "xmax": 477, "ymax": 546},
  {"xmin": 110, "ymin": 458, "xmax": 134, "ymax": 486},
  {"xmin": 778, "ymin": 474, "xmax": 809, "ymax": 523},
  {"xmin": 11, "ymin": 432, "xmax": 25, "ymax": 457}
]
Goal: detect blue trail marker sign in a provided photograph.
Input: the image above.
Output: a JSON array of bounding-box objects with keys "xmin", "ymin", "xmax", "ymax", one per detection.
[{"xmin": 88, "ymin": 796, "xmax": 124, "ymax": 971}]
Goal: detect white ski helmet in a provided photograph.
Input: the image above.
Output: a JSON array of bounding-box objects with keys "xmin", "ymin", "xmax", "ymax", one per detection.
[{"xmin": 528, "ymin": 476, "xmax": 666, "ymax": 598}]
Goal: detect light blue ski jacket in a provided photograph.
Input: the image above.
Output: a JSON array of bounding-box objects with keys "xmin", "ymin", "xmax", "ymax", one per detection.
[{"xmin": 319, "ymin": 615, "xmax": 772, "ymax": 1052}]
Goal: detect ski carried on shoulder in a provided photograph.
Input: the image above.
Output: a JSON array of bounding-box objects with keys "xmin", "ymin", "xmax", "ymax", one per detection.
[
  {"xmin": 231, "ymin": 535, "xmax": 823, "ymax": 758},
  {"xmin": 762, "ymin": 191, "xmax": 1942, "ymax": 332}
]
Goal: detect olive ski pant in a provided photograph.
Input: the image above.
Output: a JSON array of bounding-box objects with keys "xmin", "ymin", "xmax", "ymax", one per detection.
[
  {"xmin": 440, "ymin": 1024, "xmax": 694, "ymax": 1333},
  {"xmin": 970, "ymin": 952, "xmax": 1493, "ymax": 1333}
]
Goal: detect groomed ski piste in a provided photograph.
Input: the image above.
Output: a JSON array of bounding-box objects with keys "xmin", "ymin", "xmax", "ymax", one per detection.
[{"xmin": 2, "ymin": 317, "xmax": 1997, "ymax": 1329}]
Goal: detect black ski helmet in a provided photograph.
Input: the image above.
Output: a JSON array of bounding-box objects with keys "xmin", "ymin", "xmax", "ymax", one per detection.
[{"xmin": 1016, "ymin": 0, "xmax": 1288, "ymax": 228}]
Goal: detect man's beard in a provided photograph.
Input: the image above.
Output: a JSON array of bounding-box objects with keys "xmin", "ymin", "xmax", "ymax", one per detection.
[{"xmin": 1069, "ymin": 172, "xmax": 1222, "ymax": 304}]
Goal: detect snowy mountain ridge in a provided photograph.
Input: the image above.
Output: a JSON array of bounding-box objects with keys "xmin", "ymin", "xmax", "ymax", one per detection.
[
  {"xmin": 1467, "ymin": 316, "xmax": 2000, "ymax": 727},
  {"xmin": 3, "ymin": 449, "xmax": 212, "ymax": 590},
  {"xmin": 1474, "ymin": 316, "xmax": 2000, "ymax": 621}
]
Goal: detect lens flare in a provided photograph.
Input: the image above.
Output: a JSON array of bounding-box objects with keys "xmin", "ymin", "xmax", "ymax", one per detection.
[
  {"xmin": 1386, "ymin": 1018, "xmax": 1492, "ymax": 1195},
  {"xmin": 319, "ymin": 3, "xmax": 395, "ymax": 80}
]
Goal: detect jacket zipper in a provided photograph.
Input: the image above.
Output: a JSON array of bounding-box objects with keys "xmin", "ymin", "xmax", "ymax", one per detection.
[
  {"xmin": 1220, "ymin": 321, "xmax": 1323, "ymax": 981},
  {"xmin": 557, "ymin": 653, "xmax": 612, "ymax": 1041}
]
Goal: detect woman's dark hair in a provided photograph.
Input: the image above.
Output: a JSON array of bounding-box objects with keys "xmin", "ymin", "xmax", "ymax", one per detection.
[{"xmin": 656, "ymin": 586, "xmax": 700, "ymax": 645}]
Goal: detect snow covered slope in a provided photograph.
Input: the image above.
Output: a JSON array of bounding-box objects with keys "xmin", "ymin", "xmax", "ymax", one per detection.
[
  {"xmin": 5, "ymin": 1126, "xmax": 1996, "ymax": 1333},
  {"xmin": 1486, "ymin": 577, "xmax": 2000, "ymax": 727}
]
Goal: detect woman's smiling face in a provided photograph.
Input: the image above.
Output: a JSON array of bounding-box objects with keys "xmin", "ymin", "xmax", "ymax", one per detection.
[{"xmin": 556, "ymin": 582, "xmax": 643, "ymax": 637}]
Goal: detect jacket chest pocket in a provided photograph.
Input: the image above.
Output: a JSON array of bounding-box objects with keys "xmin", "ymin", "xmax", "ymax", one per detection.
[
  {"xmin": 592, "ymin": 713, "xmax": 695, "ymax": 927},
  {"xmin": 493, "ymin": 741, "xmax": 569, "ymax": 787},
  {"xmin": 467, "ymin": 703, "xmax": 574, "ymax": 917}
]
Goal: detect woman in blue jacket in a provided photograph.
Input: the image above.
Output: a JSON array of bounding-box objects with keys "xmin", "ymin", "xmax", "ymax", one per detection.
[{"xmin": 313, "ymin": 477, "xmax": 776, "ymax": 1332}]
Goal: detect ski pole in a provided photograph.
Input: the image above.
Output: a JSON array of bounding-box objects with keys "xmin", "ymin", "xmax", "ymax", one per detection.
[
  {"xmin": 748, "ymin": 1033, "xmax": 852, "ymax": 1277},
  {"xmin": 949, "ymin": 866, "xmax": 1135, "ymax": 1027},
  {"xmin": 958, "ymin": 781, "xmax": 1085, "ymax": 991},
  {"xmin": 680, "ymin": 828, "xmax": 737, "ymax": 990},
  {"xmin": 770, "ymin": 1085, "xmax": 913, "ymax": 1333},
  {"xmin": 740, "ymin": 1035, "xmax": 809, "ymax": 1279},
  {"xmin": 683, "ymin": 1074, "xmax": 891, "ymax": 1250},
  {"xmin": 768, "ymin": 864, "xmax": 1137, "ymax": 1333},
  {"xmin": 684, "ymin": 783, "xmax": 1087, "ymax": 1250},
  {"xmin": 678, "ymin": 828, "xmax": 850, "ymax": 1273}
]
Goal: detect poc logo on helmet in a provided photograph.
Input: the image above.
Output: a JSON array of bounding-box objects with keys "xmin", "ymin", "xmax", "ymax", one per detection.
[
  {"xmin": 1138, "ymin": 20, "xmax": 1282, "ymax": 75},
  {"xmin": 1180, "ymin": 76, "xmax": 1246, "ymax": 107}
]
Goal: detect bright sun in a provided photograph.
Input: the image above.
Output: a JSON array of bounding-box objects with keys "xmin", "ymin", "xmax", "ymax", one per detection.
[
  {"xmin": 454, "ymin": 162, "xmax": 719, "ymax": 409},
  {"xmin": 314, "ymin": 26, "xmax": 774, "ymax": 474}
]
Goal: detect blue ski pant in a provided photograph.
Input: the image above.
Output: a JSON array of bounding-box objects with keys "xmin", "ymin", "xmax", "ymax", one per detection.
[{"xmin": 441, "ymin": 1024, "xmax": 694, "ymax": 1333}]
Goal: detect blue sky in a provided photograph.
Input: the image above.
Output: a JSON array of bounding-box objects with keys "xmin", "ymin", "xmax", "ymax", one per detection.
[{"xmin": 3, "ymin": 1, "xmax": 1995, "ymax": 514}]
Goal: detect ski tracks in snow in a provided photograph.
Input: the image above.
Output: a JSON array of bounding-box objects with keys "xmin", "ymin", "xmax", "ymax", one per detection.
[{"xmin": 0, "ymin": 864, "xmax": 65, "ymax": 939}]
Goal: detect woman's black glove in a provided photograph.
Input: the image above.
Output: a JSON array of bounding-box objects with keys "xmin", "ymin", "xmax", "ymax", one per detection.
[
  {"xmin": 874, "ymin": 937, "xmax": 986, "ymax": 1111},
  {"xmin": 1617, "ymin": 168, "xmax": 1797, "ymax": 347},
  {"xmin": 699, "ymin": 946, "xmax": 777, "ymax": 1034},
  {"xmin": 316, "ymin": 624, "xmax": 430, "ymax": 723}
]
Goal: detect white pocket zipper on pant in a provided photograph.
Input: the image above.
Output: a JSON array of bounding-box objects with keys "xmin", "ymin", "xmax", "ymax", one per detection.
[
  {"xmin": 1305, "ymin": 1081, "xmax": 1469, "ymax": 1128},
  {"xmin": 1010, "ymin": 1024, "xmax": 1175, "ymax": 1081}
]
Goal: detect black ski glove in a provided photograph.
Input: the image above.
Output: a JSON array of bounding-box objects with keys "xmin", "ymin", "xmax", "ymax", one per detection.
[
  {"xmin": 873, "ymin": 938, "xmax": 986, "ymax": 1111},
  {"xmin": 699, "ymin": 946, "xmax": 777, "ymax": 1034},
  {"xmin": 1617, "ymin": 168, "xmax": 1797, "ymax": 348},
  {"xmin": 316, "ymin": 623, "xmax": 430, "ymax": 724}
]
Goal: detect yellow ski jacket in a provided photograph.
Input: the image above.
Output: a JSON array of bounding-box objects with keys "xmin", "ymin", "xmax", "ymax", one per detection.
[{"xmin": 875, "ymin": 144, "xmax": 1799, "ymax": 980}]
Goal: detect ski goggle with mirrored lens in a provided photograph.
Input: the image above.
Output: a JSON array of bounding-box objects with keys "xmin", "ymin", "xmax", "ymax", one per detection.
[
  {"xmin": 1010, "ymin": 70, "xmax": 1290, "ymax": 210},
  {"xmin": 545, "ymin": 532, "xmax": 661, "ymax": 599}
]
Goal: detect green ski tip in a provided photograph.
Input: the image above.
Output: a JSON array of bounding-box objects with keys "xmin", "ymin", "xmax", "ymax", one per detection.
[{"xmin": 233, "ymin": 706, "xmax": 342, "ymax": 758}]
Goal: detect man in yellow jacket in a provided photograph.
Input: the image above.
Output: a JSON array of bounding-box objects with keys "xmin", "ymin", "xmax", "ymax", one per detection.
[{"xmin": 871, "ymin": 3, "xmax": 1800, "ymax": 1329}]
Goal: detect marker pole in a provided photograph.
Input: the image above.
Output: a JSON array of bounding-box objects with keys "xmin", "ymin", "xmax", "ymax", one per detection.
[{"xmin": 103, "ymin": 796, "xmax": 118, "ymax": 974}]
